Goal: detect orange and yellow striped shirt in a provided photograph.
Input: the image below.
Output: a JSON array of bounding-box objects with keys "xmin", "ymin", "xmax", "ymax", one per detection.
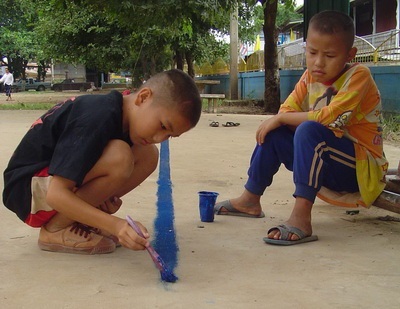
[{"xmin": 280, "ymin": 63, "xmax": 387, "ymax": 207}]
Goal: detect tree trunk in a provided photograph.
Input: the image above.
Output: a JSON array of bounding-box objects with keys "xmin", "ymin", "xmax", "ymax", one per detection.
[
  {"xmin": 140, "ymin": 56, "xmax": 150, "ymax": 81},
  {"xmin": 175, "ymin": 50, "xmax": 184, "ymax": 71},
  {"xmin": 185, "ymin": 52, "xmax": 194, "ymax": 78},
  {"xmin": 150, "ymin": 56, "xmax": 157, "ymax": 76},
  {"xmin": 262, "ymin": 0, "xmax": 280, "ymax": 114},
  {"xmin": 37, "ymin": 60, "xmax": 48, "ymax": 81},
  {"xmin": 6, "ymin": 55, "xmax": 26, "ymax": 80}
]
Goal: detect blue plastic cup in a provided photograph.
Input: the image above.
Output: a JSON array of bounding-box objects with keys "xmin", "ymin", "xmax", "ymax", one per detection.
[{"xmin": 198, "ymin": 191, "xmax": 219, "ymax": 222}]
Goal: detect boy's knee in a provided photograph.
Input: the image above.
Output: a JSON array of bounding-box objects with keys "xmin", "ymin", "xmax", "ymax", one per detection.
[
  {"xmin": 297, "ymin": 121, "xmax": 323, "ymax": 132},
  {"xmin": 294, "ymin": 121, "xmax": 325, "ymax": 140},
  {"xmin": 97, "ymin": 141, "xmax": 159, "ymax": 181},
  {"xmin": 104, "ymin": 140, "xmax": 135, "ymax": 177},
  {"xmin": 263, "ymin": 126, "xmax": 293, "ymax": 147},
  {"xmin": 134, "ymin": 144, "xmax": 159, "ymax": 172}
]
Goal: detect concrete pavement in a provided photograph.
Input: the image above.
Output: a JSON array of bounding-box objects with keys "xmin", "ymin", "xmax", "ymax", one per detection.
[{"xmin": 0, "ymin": 110, "xmax": 399, "ymax": 309}]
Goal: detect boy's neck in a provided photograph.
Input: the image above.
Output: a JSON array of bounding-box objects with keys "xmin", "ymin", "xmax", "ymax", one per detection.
[
  {"xmin": 121, "ymin": 94, "xmax": 136, "ymax": 133},
  {"xmin": 322, "ymin": 63, "xmax": 353, "ymax": 85}
]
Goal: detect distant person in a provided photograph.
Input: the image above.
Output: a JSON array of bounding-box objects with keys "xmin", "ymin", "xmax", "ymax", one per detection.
[
  {"xmin": 3, "ymin": 69, "xmax": 202, "ymax": 254},
  {"xmin": 214, "ymin": 11, "xmax": 387, "ymax": 245},
  {"xmin": 0, "ymin": 68, "xmax": 14, "ymax": 101}
]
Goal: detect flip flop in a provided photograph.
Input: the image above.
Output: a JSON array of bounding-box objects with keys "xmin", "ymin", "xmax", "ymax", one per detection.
[
  {"xmin": 214, "ymin": 200, "xmax": 265, "ymax": 218},
  {"xmin": 222, "ymin": 122, "xmax": 240, "ymax": 127},
  {"xmin": 263, "ymin": 224, "xmax": 318, "ymax": 246},
  {"xmin": 209, "ymin": 121, "xmax": 219, "ymax": 127}
]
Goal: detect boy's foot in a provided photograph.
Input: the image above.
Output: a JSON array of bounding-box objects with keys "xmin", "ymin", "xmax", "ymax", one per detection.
[
  {"xmin": 267, "ymin": 198, "xmax": 314, "ymax": 241},
  {"xmin": 38, "ymin": 222, "xmax": 116, "ymax": 254},
  {"xmin": 214, "ymin": 192, "xmax": 264, "ymax": 218},
  {"xmin": 264, "ymin": 224, "xmax": 318, "ymax": 246},
  {"xmin": 214, "ymin": 200, "xmax": 265, "ymax": 218},
  {"xmin": 267, "ymin": 220, "xmax": 313, "ymax": 240}
]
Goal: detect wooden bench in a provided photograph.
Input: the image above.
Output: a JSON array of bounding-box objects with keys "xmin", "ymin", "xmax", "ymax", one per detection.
[
  {"xmin": 195, "ymin": 80, "xmax": 221, "ymax": 93},
  {"xmin": 373, "ymin": 161, "xmax": 400, "ymax": 214},
  {"xmin": 200, "ymin": 93, "xmax": 225, "ymax": 113}
]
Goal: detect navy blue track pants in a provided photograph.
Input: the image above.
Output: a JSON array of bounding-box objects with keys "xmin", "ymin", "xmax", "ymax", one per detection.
[{"xmin": 245, "ymin": 121, "xmax": 359, "ymax": 202}]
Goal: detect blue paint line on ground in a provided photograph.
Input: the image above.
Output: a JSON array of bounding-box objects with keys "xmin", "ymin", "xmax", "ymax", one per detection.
[{"xmin": 153, "ymin": 140, "xmax": 179, "ymax": 271}]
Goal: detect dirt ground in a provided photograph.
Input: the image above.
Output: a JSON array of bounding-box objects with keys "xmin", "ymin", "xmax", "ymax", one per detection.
[
  {"xmin": 5, "ymin": 89, "xmax": 107, "ymax": 104},
  {"xmin": 5, "ymin": 89, "xmax": 268, "ymax": 114},
  {"xmin": 0, "ymin": 91, "xmax": 399, "ymax": 309}
]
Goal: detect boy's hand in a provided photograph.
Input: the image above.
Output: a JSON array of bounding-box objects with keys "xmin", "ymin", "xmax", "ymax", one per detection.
[
  {"xmin": 256, "ymin": 115, "xmax": 282, "ymax": 145},
  {"xmin": 115, "ymin": 219, "xmax": 150, "ymax": 250},
  {"xmin": 99, "ymin": 196, "xmax": 122, "ymax": 214},
  {"xmin": 256, "ymin": 112, "xmax": 308, "ymax": 144}
]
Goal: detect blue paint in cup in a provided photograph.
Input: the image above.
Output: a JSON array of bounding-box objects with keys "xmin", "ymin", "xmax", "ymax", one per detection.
[{"xmin": 198, "ymin": 191, "xmax": 219, "ymax": 222}]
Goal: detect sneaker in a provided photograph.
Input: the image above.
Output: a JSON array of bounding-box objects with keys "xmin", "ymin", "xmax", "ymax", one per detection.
[
  {"xmin": 89, "ymin": 226, "xmax": 121, "ymax": 247},
  {"xmin": 38, "ymin": 222, "xmax": 116, "ymax": 254}
]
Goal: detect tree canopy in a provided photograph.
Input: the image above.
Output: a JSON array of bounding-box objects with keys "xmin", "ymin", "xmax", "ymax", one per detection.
[
  {"xmin": 0, "ymin": 0, "xmax": 40, "ymax": 79},
  {"xmin": 32, "ymin": 0, "xmax": 240, "ymax": 82},
  {"xmin": 1, "ymin": 0, "xmax": 301, "ymax": 111}
]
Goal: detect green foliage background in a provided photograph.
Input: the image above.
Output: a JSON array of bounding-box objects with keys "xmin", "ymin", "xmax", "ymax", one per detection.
[{"xmin": 1, "ymin": 0, "xmax": 300, "ymax": 82}]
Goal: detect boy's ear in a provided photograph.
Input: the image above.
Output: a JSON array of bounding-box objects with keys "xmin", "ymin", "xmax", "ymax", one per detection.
[
  {"xmin": 347, "ymin": 47, "xmax": 358, "ymax": 62},
  {"xmin": 135, "ymin": 87, "xmax": 152, "ymax": 106}
]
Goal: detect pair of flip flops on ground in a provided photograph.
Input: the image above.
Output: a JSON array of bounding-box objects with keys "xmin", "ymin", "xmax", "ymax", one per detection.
[
  {"xmin": 214, "ymin": 200, "xmax": 318, "ymax": 246},
  {"xmin": 209, "ymin": 121, "xmax": 240, "ymax": 127}
]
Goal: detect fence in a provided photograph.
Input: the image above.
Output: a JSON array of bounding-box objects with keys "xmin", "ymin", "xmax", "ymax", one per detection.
[{"xmin": 197, "ymin": 30, "xmax": 400, "ymax": 74}]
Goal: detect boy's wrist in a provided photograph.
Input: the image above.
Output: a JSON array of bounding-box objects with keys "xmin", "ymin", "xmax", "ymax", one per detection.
[{"xmin": 275, "ymin": 113, "xmax": 285, "ymax": 126}]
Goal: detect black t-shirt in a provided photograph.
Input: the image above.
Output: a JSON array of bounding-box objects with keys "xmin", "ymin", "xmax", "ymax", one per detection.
[{"xmin": 3, "ymin": 90, "xmax": 128, "ymax": 221}]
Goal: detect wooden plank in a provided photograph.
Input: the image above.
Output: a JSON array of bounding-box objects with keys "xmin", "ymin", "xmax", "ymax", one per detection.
[
  {"xmin": 195, "ymin": 80, "xmax": 221, "ymax": 85},
  {"xmin": 195, "ymin": 80, "xmax": 221, "ymax": 93},
  {"xmin": 200, "ymin": 94, "xmax": 225, "ymax": 99},
  {"xmin": 373, "ymin": 160, "xmax": 400, "ymax": 214},
  {"xmin": 385, "ymin": 175, "xmax": 400, "ymax": 194},
  {"xmin": 373, "ymin": 190, "xmax": 400, "ymax": 214}
]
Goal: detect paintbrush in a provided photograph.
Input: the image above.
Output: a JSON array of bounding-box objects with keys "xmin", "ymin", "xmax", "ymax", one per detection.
[{"xmin": 126, "ymin": 215, "xmax": 178, "ymax": 283}]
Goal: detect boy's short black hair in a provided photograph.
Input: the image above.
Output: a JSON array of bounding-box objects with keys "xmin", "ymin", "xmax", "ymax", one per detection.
[
  {"xmin": 309, "ymin": 10, "xmax": 355, "ymax": 49},
  {"xmin": 141, "ymin": 69, "xmax": 202, "ymax": 128}
]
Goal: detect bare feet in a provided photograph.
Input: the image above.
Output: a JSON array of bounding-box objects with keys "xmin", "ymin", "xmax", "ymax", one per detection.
[
  {"xmin": 267, "ymin": 197, "xmax": 313, "ymax": 241},
  {"xmin": 217, "ymin": 189, "xmax": 263, "ymax": 217}
]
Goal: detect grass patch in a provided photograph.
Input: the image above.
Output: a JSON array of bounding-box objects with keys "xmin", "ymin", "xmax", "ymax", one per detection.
[
  {"xmin": 382, "ymin": 113, "xmax": 400, "ymax": 143},
  {"xmin": 0, "ymin": 102, "xmax": 55, "ymax": 110},
  {"xmin": 201, "ymin": 98, "xmax": 225, "ymax": 109}
]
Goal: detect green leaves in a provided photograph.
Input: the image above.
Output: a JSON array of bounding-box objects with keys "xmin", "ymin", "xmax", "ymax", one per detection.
[
  {"xmin": 0, "ymin": 0, "xmax": 39, "ymax": 78},
  {"xmin": 1, "ymin": 0, "xmax": 300, "ymax": 86}
]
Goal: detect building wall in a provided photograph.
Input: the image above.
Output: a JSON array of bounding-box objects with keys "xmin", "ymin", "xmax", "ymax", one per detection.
[
  {"xmin": 353, "ymin": 1, "xmax": 374, "ymax": 36},
  {"xmin": 376, "ymin": 0, "xmax": 397, "ymax": 32},
  {"xmin": 352, "ymin": 0, "xmax": 398, "ymax": 35},
  {"xmin": 52, "ymin": 63, "xmax": 86, "ymax": 82}
]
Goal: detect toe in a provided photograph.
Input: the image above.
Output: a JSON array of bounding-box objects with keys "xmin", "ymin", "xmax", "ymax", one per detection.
[
  {"xmin": 267, "ymin": 229, "xmax": 280, "ymax": 239},
  {"xmin": 289, "ymin": 233, "xmax": 300, "ymax": 241}
]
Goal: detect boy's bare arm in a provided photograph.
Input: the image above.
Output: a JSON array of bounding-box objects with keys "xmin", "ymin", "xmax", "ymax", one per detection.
[
  {"xmin": 46, "ymin": 175, "xmax": 150, "ymax": 250},
  {"xmin": 256, "ymin": 112, "xmax": 309, "ymax": 145}
]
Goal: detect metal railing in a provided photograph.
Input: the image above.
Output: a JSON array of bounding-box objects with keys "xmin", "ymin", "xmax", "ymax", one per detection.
[
  {"xmin": 278, "ymin": 29, "xmax": 400, "ymax": 69},
  {"xmin": 196, "ymin": 30, "xmax": 400, "ymax": 75}
]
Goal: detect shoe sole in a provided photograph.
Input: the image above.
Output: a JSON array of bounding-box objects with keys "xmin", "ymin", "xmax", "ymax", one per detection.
[{"xmin": 38, "ymin": 240, "xmax": 116, "ymax": 255}]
